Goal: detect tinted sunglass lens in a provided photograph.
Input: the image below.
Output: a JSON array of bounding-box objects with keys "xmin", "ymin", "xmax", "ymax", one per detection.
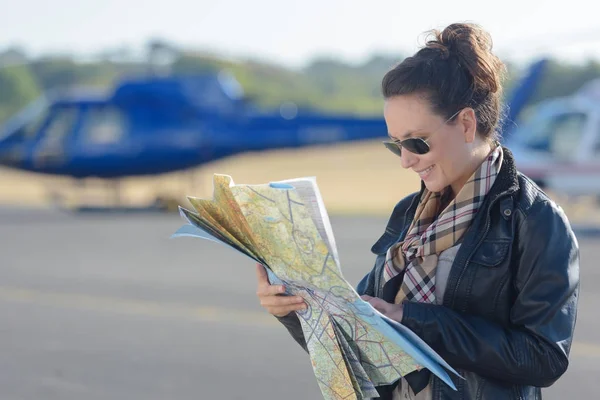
[
  {"xmin": 383, "ymin": 142, "xmax": 402, "ymax": 157},
  {"xmin": 402, "ymin": 138, "xmax": 429, "ymax": 154}
]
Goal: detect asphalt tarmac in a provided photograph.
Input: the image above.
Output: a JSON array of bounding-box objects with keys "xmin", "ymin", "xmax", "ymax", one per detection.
[{"xmin": 0, "ymin": 207, "xmax": 598, "ymax": 399}]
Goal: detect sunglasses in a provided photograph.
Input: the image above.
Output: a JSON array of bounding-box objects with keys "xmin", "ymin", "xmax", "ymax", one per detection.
[{"xmin": 383, "ymin": 109, "xmax": 462, "ymax": 157}]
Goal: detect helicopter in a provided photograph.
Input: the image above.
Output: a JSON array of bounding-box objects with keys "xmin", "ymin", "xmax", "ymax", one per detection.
[
  {"xmin": 504, "ymin": 77, "xmax": 600, "ymax": 198},
  {"xmin": 0, "ymin": 57, "xmax": 548, "ymax": 210}
]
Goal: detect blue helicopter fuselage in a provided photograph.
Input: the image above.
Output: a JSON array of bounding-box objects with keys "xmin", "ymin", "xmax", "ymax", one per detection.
[{"xmin": 0, "ymin": 72, "xmax": 388, "ymax": 178}]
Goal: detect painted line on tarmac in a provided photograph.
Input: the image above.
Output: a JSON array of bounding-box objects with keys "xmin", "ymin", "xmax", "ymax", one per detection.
[
  {"xmin": 0, "ymin": 286, "xmax": 277, "ymax": 327},
  {"xmin": 570, "ymin": 341, "xmax": 600, "ymax": 358},
  {"xmin": 1, "ymin": 285, "xmax": 599, "ymax": 358}
]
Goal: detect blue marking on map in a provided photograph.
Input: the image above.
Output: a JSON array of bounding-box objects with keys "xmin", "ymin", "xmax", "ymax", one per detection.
[{"xmin": 269, "ymin": 182, "xmax": 295, "ymax": 189}]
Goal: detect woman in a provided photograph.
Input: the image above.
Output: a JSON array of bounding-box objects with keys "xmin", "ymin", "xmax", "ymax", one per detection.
[{"xmin": 255, "ymin": 22, "xmax": 580, "ymax": 399}]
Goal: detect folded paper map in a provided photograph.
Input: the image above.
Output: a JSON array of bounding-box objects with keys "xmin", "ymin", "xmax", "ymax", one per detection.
[{"xmin": 172, "ymin": 174, "xmax": 461, "ymax": 400}]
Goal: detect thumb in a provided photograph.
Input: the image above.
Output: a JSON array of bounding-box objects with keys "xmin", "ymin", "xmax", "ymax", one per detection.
[
  {"xmin": 363, "ymin": 296, "xmax": 390, "ymax": 313},
  {"xmin": 255, "ymin": 263, "xmax": 269, "ymax": 283}
]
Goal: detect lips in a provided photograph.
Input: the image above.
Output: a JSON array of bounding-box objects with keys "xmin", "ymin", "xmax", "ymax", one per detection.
[{"xmin": 416, "ymin": 165, "xmax": 435, "ymax": 179}]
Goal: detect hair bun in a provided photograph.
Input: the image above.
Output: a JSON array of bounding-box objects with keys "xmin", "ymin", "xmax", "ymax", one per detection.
[
  {"xmin": 424, "ymin": 40, "xmax": 451, "ymax": 60},
  {"xmin": 424, "ymin": 23, "xmax": 505, "ymax": 94}
]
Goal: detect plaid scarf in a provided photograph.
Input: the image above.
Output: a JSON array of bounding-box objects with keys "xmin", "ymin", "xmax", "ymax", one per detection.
[{"xmin": 384, "ymin": 145, "xmax": 503, "ymax": 305}]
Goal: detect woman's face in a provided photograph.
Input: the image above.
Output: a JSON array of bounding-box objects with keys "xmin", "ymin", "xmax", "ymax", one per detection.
[{"xmin": 383, "ymin": 93, "xmax": 482, "ymax": 195}]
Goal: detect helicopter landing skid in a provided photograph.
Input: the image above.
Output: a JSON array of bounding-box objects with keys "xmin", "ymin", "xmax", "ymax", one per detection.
[{"xmin": 46, "ymin": 178, "xmax": 175, "ymax": 214}]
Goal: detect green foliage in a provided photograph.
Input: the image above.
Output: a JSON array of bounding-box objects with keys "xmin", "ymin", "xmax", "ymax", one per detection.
[
  {"xmin": 2, "ymin": 45, "xmax": 600, "ymax": 124},
  {"xmin": 30, "ymin": 57, "xmax": 144, "ymax": 90},
  {"xmin": 0, "ymin": 64, "xmax": 40, "ymax": 122}
]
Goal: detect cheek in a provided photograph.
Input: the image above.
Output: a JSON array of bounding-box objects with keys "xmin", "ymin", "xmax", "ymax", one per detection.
[
  {"xmin": 436, "ymin": 135, "xmax": 467, "ymax": 167},
  {"xmin": 427, "ymin": 144, "xmax": 461, "ymax": 179},
  {"xmin": 421, "ymin": 147, "xmax": 448, "ymax": 170}
]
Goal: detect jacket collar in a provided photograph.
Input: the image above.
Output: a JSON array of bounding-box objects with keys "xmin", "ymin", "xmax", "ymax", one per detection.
[{"xmin": 487, "ymin": 145, "xmax": 520, "ymax": 201}]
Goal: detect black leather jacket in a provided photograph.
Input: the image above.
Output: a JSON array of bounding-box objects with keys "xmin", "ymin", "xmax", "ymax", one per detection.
[{"xmin": 277, "ymin": 147, "xmax": 580, "ymax": 399}]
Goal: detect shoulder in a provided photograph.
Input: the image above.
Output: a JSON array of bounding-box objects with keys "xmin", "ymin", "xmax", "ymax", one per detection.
[
  {"xmin": 370, "ymin": 190, "xmax": 421, "ymax": 254},
  {"xmin": 514, "ymin": 171, "xmax": 578, "ymax": 249},
  {"xmin": 515, "ymin": 171, "xmax": 567, "ymax": 220}
]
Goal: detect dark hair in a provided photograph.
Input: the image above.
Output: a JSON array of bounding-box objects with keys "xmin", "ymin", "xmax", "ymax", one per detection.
[{"xmin": 381, "ymin": 23, "xmax": 507, "ymax": 141}]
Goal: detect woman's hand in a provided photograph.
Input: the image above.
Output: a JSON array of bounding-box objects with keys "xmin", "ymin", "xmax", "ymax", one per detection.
[
  {"xmin": 255, "ymin": 263, "xmax": 307, "ymax": 317},
  {"xmin": 361, "ymin": 295, "xmax": 404, "ymax": 322}
]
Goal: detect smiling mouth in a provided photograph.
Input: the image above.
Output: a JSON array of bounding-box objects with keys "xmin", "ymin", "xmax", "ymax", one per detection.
[{"xmin": 416, "ymin": 165, "xmax": 435, "ymax": 178}]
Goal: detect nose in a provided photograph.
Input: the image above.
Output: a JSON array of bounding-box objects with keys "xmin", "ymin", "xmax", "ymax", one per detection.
[{"xmin": 400, "ymin": 149, "xmax": 419, "ymax": 169}]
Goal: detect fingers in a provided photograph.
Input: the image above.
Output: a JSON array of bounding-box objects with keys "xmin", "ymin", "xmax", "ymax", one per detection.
[
  {"xmin": 260, "ymin": 294, "xmax": 305, "ymax": 307},
  {"xmin": 266, "ymin": 303, "xmax": 308, "ymax": 318},
  {"xmin": 254, "ymin": 263, "xmax": 307, "ymax": 317},
  {"xmin": 259, "ymin": 295, "xmax": 307, "ymax": 318},
  {"xmin": 361, "ymin": 295, "xmax": 390, "ymax": 313},
  {"xmin": 255, "ymin": 263, "xmax": 282, "ymax": 292},
  {"xmin": 255, "ymin": 263, "xmax": 286, "ymax": 293},
  {"xmin": 259, "ymin": 282, "xmax": 286, "ymax": 296}
]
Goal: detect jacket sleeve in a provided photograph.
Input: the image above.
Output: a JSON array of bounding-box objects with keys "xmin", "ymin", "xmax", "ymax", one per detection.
[
  {"xmin": 275, "ymin": 314, "xmax": 308, "ymax": 353},
  {"xmin": 356, "ymin": 258, "xmax": 380, "ymax": 297},
  {"xmin": 400, "ymin": 200, "xmax": 580, "ymax": 387}
]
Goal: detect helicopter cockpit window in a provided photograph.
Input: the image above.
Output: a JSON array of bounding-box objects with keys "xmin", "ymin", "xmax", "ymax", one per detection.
[
  {"xmin": 80, "ymin": 107, "xmax": 126, "ymax": 145},
  {"xmin": 22, "ymin": 108, "xmax": 50, "ymax": 139},
  {"xmin": 40, "ymin": 106, "xmax": 79, "ymax": 147}
]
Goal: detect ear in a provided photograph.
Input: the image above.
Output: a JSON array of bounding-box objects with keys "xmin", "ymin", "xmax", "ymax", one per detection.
[{"xmin": 458, "ymin": 108, "xmax": 477, "ymax": 143}]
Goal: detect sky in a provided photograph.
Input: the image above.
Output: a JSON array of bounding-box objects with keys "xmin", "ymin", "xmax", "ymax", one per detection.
[{"xmin": 1, "ymin": 0, "xmax": 600, "ymax": 69}]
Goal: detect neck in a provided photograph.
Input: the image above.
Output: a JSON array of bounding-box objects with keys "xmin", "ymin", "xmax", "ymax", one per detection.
[{"xmin": 450, "ymin": 141, "xmax": 493, "ymax": 198}]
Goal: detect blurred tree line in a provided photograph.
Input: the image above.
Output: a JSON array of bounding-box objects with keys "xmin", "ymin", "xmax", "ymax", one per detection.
[{"xmin": 2, "ymin": 41, "xmax": 600, "ymax": 123}]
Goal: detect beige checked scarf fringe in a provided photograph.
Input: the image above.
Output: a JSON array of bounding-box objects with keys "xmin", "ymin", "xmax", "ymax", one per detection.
[{"xmin": 384, "ymin": 145, "xmax": 504, "ymax": 305}]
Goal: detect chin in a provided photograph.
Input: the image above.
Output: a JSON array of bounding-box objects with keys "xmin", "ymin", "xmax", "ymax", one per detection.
[{"xmin": 423, "ymin": 178, "xmax": 447, "ymax": 193}]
